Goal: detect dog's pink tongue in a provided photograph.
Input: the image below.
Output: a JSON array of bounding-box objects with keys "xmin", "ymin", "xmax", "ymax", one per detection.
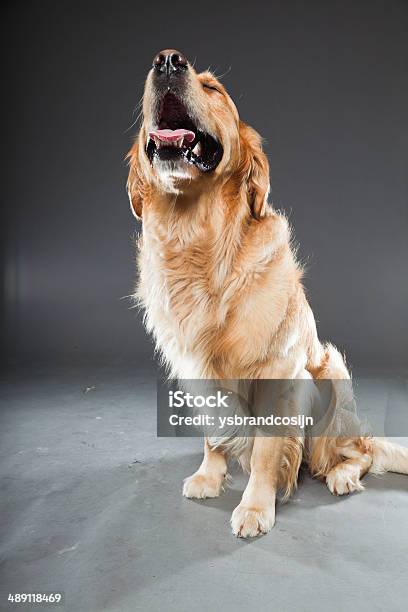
[{"xmin": 149, "ymin": 128, "xmax": 195, "ymax": 143}]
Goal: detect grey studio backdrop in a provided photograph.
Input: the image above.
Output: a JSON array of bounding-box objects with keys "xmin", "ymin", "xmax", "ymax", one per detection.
[{"xmin": 2, "ymin": 0, "xmax": 407, "ymax": 372}]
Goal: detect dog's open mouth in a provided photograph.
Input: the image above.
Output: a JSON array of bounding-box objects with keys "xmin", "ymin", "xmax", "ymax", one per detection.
[{"xmin": 146, "ymin": 93, "xmax": 223, "ymax": 172}]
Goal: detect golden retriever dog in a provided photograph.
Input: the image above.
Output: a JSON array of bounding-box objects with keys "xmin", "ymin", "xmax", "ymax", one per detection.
[{"xmin": 127, "ymin": 49, "xmax": 408, "ymax": 537}]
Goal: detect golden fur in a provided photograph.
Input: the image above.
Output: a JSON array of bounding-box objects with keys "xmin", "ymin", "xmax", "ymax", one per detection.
[{"xmin": 127, "ymin": 50, "xmax": 408, "ymax": 537}]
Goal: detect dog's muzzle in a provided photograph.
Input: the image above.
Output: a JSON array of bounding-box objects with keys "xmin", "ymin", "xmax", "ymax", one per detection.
[{"xmin": 145, "ymin": 49, "xmax": 223, "ymax": 173}]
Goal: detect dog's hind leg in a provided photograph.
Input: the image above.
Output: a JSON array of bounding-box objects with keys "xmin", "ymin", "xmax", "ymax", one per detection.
[
  {"xmin": 370, "ymin": 438, "xmax": 408, "ymax": 475},
  {"xmin": 310, "ymin": 436, "xmax": 373, "ymax": 495},
  {"xmin": 307, "ymin": 343, "xmax": 374, "ymax": 494},
  {"xmin": 312, "ymin": 436, "xmax": 408, "ymax": 495},
  {"xmin": 183, "ymin": 438, "xmax": 228, "ymax": 499}
]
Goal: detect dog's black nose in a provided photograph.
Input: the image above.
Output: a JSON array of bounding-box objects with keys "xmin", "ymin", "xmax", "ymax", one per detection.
[{"xmin": 153, "ymin": 49, "xmax": 188, "ymax": 76}]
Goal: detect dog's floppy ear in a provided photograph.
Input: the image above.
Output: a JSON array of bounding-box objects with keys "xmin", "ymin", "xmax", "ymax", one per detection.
[
  {"xmin": 126, "ymin": 138, "xmax": 144, "ymax": 219},
  {"xmin": 239, "ymin": 121, "xmax": 270, "ymax": 219}
]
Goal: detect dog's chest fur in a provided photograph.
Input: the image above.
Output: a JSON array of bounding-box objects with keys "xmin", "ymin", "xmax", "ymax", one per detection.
[{"xmin": 136, "ymin": 211, "xmax": 298, "ymax": 378}]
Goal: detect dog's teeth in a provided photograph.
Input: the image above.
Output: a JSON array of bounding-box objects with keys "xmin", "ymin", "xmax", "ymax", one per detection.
[
  {"xmin": 149, "ymin": 135, "xmax": 188, "ymax": 148},
  {"xmin": 192, "ymin": 142, "xmax": 202, "ymax": 156}
]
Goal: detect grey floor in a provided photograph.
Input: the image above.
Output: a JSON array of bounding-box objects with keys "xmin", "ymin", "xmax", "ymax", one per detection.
[{"xmin": 1, "ymin": 364, "xmax": 407, "ymax": 612}]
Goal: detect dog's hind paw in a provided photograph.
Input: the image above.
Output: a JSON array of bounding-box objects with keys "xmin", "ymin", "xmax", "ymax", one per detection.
[
  {"xmin": 326, "ymin": 462, "xmax": 365, "ymax": 496},
  {"xmin": 230, "ymin": 504, "xmax": 275, "ymax": 538}
]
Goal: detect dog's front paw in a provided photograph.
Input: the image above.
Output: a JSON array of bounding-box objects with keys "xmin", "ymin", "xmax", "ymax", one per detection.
[
  {"xmin": 326, "ymin": 462, "xmax": 365, "ymax": 496},
  {"xmin": 230, "ymin": 504, "xmax": 275, "ymax": 538},
  {"xmin": 183, "ymin": 472, "xmax": 226, "ymax": 499}
]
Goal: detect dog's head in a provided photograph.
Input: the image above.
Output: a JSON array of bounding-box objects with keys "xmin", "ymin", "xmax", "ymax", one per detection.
[{"xmin": 128, "ymin": 49, "xmax": 270, "ymax": 220}]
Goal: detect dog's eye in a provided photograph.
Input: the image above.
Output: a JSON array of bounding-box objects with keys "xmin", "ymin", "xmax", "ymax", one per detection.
[{"xmin": 203, "ymin": 83, "xmax": 221, "ymax": 93}]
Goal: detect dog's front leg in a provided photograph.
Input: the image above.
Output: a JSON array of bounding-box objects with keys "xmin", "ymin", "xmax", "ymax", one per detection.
[
  {"xmin": 231, "ymin": 436, "xmax": 283, "ymax": 538},
  {"xmin": 183, "ymin": 438, "xmax": 228, "ymax": 499}
]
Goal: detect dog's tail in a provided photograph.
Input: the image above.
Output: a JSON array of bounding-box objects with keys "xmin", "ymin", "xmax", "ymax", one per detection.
[{"xmin": 370, "ymin": 438, "xmax": 408, "ymax": 475}]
